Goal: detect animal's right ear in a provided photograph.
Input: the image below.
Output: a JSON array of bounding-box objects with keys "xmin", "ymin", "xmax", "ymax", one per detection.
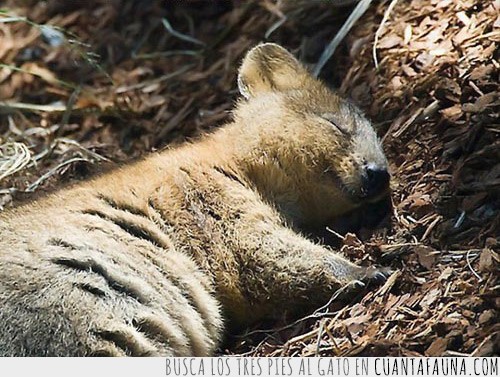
[{"xmin": 237, "ymin": 43, "xmax": 311, "ymax": 100}]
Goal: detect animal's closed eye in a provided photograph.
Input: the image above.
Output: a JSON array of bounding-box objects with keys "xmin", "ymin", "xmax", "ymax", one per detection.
[{"xmin": 321, "ymin": 114, "xmax": 348, "ymax": 134}]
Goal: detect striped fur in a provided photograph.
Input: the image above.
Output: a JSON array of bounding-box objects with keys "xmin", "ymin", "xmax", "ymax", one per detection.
[{"xmin": 0, "ymin": 44, "xmax": 390, "ymax": 356}]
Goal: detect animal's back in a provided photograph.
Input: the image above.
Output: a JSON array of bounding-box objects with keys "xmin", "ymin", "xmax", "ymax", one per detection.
[
  {"xmin": 0, "ymin": 43, "xmax": 391, "ymax": 356},
  {"xmin": 0, "ymin": 158, "xmax": 223, "ymax": 356}
]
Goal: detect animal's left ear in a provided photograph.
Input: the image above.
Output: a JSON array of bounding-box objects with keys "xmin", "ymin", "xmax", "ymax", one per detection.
[{"xmin": 237, "ymin": 43, "xmax": 311, "ymax": 100}]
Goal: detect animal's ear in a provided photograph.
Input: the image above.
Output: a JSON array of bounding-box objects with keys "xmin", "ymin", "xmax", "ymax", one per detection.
[{"xmin": 237, "ymin": 43, "xmax": 311, "ymax": 99}]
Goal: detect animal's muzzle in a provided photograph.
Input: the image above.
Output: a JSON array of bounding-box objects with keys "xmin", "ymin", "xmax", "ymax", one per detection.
[{"xmin": 362, "ymin": 165, "xmax": 390, "ymax": 199}]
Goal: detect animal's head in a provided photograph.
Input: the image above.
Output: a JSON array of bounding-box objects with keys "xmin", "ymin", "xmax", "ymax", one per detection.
[{"xmin": 234, "ymin": 43, "xmax": 390, "ymax": 225}]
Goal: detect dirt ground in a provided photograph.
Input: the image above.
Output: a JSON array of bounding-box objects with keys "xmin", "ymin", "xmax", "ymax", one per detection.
[{"xmin": 0, "ymin": 0, "xmax": 498, "ymax": 356}]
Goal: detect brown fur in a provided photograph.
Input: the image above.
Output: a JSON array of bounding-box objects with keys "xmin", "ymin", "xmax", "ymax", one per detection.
[{"xmin": 0, "ymin": 43, "xmax": 390, "ymax": 356}]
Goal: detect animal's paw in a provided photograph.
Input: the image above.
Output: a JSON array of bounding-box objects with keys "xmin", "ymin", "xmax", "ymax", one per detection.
[
  {"xmin": 341, "ymin": 266, "xmax": 392, "ymax": 297},
  {"xmin": 362, "ymin": 265, "xmax": 393, "ymax": 282},
  {"xmin": 344, "ymin": 279, "xmax": 365, "ymax": 292}
]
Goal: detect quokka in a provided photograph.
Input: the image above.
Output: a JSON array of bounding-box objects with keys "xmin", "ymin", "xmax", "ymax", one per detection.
[{"xmin": 0, "ymin": 43, "xmax": 391, "ymax": 356}]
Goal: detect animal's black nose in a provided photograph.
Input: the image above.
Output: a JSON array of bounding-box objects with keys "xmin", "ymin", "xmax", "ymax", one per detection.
[{"xmin": 363, "ymin": 165, "xmax": 390, "ymax": 198}]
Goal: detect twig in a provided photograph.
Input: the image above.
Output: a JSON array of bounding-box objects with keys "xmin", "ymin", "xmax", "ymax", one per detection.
[
  {"xmin": 0, "ymin": 101, "xmax": 70, "ymax": 113},
  {"xmin": 420, "ymin": 215, "xmax": 441, "ymax": 241},
  {"xmin": 56, "ymin": 138, "xmax": 110, "ymax": 162},
  {"xmin": 454, "ymin": 211, "xmax": 466, "ymax": 229},
  {"xmin": 440, "ymin": 249, "xmax": 480, "ymax": 263},
  {"xmin": 25, "ymin": 157, "xmax": 91, "ymax": 192},
  {"xmin": 466, "ymin": 249, "xmax": 482, "ymax": 282},
  {"xmin": 0, "ymin": 16, "xmax": 27, "ymax": 23},
  {"xmin": 0, "ymin": 142, "xmax": 32, "ymax": 182},
  {"xmin": 375, "ymin": 270, "xmax": 401, "ymax": 296},
  {"xmin": 312, "ymin": 282, "xmax": 357, "ymax": 317},
  {"xmin": 133, "ymin": 50, "xmax": 201, "ymax": 60},
  {"xmin": 315, "ymin": 319, "xmax": 326, "ymax": 355},
  {"xmin": 158, "ymin": 97, "xmax": 195, "ymax": 140},
  {"xmin": 325, "ymin": 226, "xmax": 345, "ymax": 240},
  {"xmin": 115, "ymin": 64, "xmax": 194, "ymax": 94},
  {"xmin": 323, "ymin": 324, "xmax": 341, "ymax": 355},
  {"xmin": 265, "ymin": 16, "xmax": 287, "ymax": 39},
  {"xmin": 162, "ymin": 17, "xmax": 205, "ymax": 46},
  {"xmin": 237, "ymin": 283, "xmax": 354, "ymax": 339},
  {"xmin": 314, "ymin": 0, "xmax": 373, "ymax": 77},
  {"xmin": 45, "ymin": 86, "xmax": 82, "ymax": 161},
  {"xmin": 59, "ymin": 87, "xmax": 81, "ymax": 129},
  {"xmin": 391, "ymin": 107, "xmax": 422, "ymax": 139},
  {"xmin": 380, "ymin": 242, "xmax": 421, "ymax": 251},
  {"xmin": 373, "ymin": 0, "xmax": 400, "ymax": 69},
  {"xmin": 444, "ymin": 350, "xmax": 472, "ymax": 357},
  {"xmin": 285, "ymin": 307, "xmax": 347, "ymax": 347}
]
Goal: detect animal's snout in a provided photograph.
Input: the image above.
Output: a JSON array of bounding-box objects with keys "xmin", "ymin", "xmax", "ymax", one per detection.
[{"xmin": 362, "ymin": 164, "xmax": 390, "ymax": 199}]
